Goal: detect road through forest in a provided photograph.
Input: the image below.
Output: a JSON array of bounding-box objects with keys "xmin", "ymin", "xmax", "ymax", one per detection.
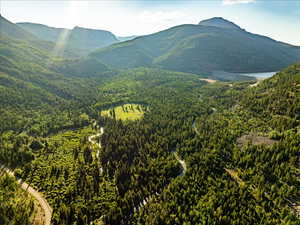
[{"xmin": 0, "ymin": 164, "xmax": 53, "ymax": 225}]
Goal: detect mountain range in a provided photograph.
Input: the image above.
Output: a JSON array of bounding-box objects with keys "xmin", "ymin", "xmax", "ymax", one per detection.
[
  {"xmin": 1, "ymin": 15, "xmax": 300, "ymax": 80},
  {"xmin": 17, "ymin": 22, "xmax": 119, "ymax": 55},
  {"xmin": 1, "ymin": 13, "xmax": 300, "ymax": 225},
  {"xmin": 90, "ymin": 17, "xmax": 300, "ymax": 77}
]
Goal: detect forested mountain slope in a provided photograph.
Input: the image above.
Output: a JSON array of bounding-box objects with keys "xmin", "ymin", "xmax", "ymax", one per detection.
[
  {"xmin": 90, "ymin": 17, "xmax": 300, "ymax": 78},
  {"xmin": 0, "ymin": 15, "xmax": 79, "ymax": 57},
  {"xmin": 1, "ymin": 13, "xmax": 299, "ymax": 225},
  {"xmin": 0, "ymin": 35, "xmax": 115, "ymax": 135},
  {"xmin": 0, "ymin": 15, "xmax": 36, "ymax": 40},
  {"xmin": 18, "ymin": 22, "xmax": 119, "ymax": 55},
  {"xmin": 241, "ymin": 62, "xmax": 300, "ymax": 119}
]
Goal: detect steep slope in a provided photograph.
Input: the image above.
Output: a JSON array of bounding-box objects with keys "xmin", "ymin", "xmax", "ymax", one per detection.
[
  {"xmin": 0, "ymin": 15, "xmax": 37, "ymax": 40},
  {"xmin": 0, "ymin": 35, "xmax": 113, "ymax": 134},
  {"xmin": 0, "ymin": 16, "xmax": 79, "ymax": 57},
  {"xmin": 17, "ymin": 22, "xmax": 119, "ymax": 54},
  {"xmin": 69, "ymin": 26, "xmax": 119, "ymax": 50},
  {"xmin": 0, "ymin": 36, "xmax": 77, "ymax": 108},
  {"xmin": 50, "ymin": 57, "xmax": 110, "ymax": 77},
  {"xmin": 241, "ymin": 62, "xmax": 300, "ymax": 119},
  {"xmin": 15, "ymin": 22, "xmax": 65, "ymax": 42},
  {"xmin": 198, "ymin": 17, "xmax": 242, "ymax": 30},
  {"xmin": 90, "ymin": 18, "xmax": 300, "ymax": 80}
]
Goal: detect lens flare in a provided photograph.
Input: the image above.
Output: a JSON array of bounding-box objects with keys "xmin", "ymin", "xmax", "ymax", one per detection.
[
  {"xmin": 48, "ymin": 1, "xmax": 89, "ymax": 61},
  {"xmin": 51, "ymin": 29, "xmax": 71, "ymax": 58}
]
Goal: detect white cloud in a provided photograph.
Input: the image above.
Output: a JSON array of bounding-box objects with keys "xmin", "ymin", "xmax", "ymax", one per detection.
[{"xmin": 223, "ymin": 0, "xmax": 256, "ymax": 5}]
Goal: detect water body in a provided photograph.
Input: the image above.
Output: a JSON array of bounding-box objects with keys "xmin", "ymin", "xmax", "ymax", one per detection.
[{"xmin": 240, "ymin": 71, "xmax": 277, "ymax": 79}]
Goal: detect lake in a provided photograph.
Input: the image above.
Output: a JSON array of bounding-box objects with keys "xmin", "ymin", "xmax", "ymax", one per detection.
[{"xmin": 240, "ymin": 71, "xmax": 277, "ymax": 79}]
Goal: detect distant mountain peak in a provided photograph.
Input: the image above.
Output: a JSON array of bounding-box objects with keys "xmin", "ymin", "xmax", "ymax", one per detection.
[
  {"xmin": 73, "ymin": 26, "xmax": 111, "ymax": 33},
  {"xmin": 73, "ymin": 26, "xmax": 98, "ymax": 31},
  {"xmin": 198, "ymin": 17, "xmax": 242, "ymax": 30}
]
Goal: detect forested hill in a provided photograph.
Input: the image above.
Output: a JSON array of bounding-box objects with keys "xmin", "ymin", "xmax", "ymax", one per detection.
[
  {"xmin": 1, "ymin": 15, "xmax": 119, "ymax": 57},
  {"xmin": 240, "ymin": 62, "xmax": 300, "ymax": 119},
  {"xmin": 90, "ymin": 17, "xmax": 300, "ymax": 77},
  {"xmin": 0, "ymin": 15, "xmax": 36, "ymax": 40},
  {"xmin": 17, "ymin": 22, "xmax": 119, "ymax": 55},
  {"xmin": 0, "ymin": 15, "xmax": 79, "ymax": 57},
  {"xmin": 0, "ymin": 33, "xmax": 116, "ymax": 135}
]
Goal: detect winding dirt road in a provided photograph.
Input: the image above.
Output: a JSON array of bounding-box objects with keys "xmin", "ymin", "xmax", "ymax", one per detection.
[
  {"xmin": 88, "ymin": 127, "xmax": 104, "ymax": 160},
  {"xmin": 88, "ymin": 127, "xmax": 104, "ymax": 148},
  {"xmin": 134, "ymin": 152, "xmax": 187, "ymax": 212},
  {"xmin": 0, "ymin": 164, "xmax": 53, "ymax": 225}
]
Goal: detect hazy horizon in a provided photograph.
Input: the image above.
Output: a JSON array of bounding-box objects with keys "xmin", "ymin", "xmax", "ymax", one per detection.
[{"xmin": 1, "ymin": 0, "xmax": 300, "ymax": 45}]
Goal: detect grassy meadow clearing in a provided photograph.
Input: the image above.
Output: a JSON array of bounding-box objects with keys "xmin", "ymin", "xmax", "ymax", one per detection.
[{"xmin": 101, "ymin": 104, "xmax": 146, "ymax": 121}]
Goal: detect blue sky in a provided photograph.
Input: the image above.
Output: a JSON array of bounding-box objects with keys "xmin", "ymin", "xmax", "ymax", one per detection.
[{"xmin": 1, "ymin": 0, "xmax": 300, "ymax": 45}]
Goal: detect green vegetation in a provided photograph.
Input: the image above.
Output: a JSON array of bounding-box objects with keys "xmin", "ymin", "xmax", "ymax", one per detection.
[
  {"xmin": 225, "ymin": 168, "xmax": 246, "ymax": 187},
  {"xmin": 0, "ymin": 174, "xmax": 36, "ymax": 225},
  {"xmin": 1, "ymin": 58, "xmax": 300, "ymax": 224},
  {"xmin": 90, "ymin": 18, "xmax": 300, "ymax": 79},
  {"xmin": 0, "ymin": 14, "xmax": 299, "ymax": 225},
  {"xmin": 0, "ymin": 33, "xmax": 115, "ymax": 135},
  {"xmin": 13, "ymin": 127, "xmax": 116, "ymax": 225},
  {"xmin": 0, "ymin": 15, "xmax": 77, "ymax": 58},
  {"xmin": 101, "ymin": 104, "xmax": 146, "ymax": 121},
  {"xmin": 17, "ymin": 23, "xmax": 119, "ymax": 56},
  {"xmin": 0, "ymin": 15, "xmax": 36, "ymax": 41}
]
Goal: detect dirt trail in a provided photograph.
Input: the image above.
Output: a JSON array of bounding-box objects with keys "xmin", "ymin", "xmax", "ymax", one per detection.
[
  {"xmin": 199, "ymin": 78, "xmax": 217, "ymax": 83},
  {"xmin": 249, "ymin": 81, "xmax": 260, "ymax": 87},
  {"xmin": 174, "ymin": 152, "xmax": 187, "ymax": 176},
  {"xmin": 249, "ymin": 78, "xmax": 265, "ymax": 87},
  {"xmin": 192, "ymin": 121, "xmax": 200, "ymax": 136},
  {"xmin": 1, "ymin": 165, "xmax": 53, "ymax": 225}
]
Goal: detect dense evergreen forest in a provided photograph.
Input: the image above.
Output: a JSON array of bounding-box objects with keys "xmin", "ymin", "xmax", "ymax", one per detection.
[
  {"xmin": 0, "ymin": 15, "xmax": 299, "ymax": 225},
  {"xmin": 0, "ymin": 173, "xmax": 37, "ymax": 225},
  {"xmin": 1, "ymin": 59, "xmax": 299, "ymax": 224}
]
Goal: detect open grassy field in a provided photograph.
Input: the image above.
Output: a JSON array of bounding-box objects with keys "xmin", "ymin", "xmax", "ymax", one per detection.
[{"xmin": 101, "ymin": 104, "xmax": 146, "ymax": 121}]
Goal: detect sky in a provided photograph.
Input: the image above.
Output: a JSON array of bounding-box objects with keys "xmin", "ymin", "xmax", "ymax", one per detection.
[{"xmin": 1, "ymin": 0, "xmax": 300, "ymax": 45}]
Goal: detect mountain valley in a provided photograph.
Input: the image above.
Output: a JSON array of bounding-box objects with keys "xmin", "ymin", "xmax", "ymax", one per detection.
[{"xmin": 0, "ymin": 12, "xmax": 299, "ymax": 225}]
